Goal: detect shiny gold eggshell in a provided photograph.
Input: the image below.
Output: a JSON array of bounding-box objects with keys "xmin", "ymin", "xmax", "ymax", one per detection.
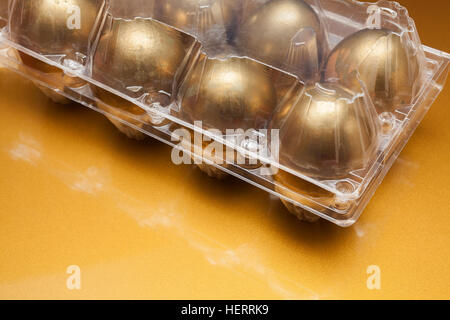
[
  {"xmin": 324, "ymin": 28, "xmax": 422, "ymax": 114},
  {"xmin": 178, "ymin": 55, "xmax": 277, "ymax": 133},
  {"xmin": 9, "ymin": 0, "xmax": 105, "ymax": 102},
  {"xmin": 273, "ymin": 82, "xmax": 379, "ymax": 222},
  {"xmin": 274, "ymin": 83, "xmax": 380, "ymax": 180},
  {"xmin": 236, "ymin": 0, "xmax": 324, "ymax": 78},
  {"xmin": 93, "ymin": 19, "xmax": 192, "ymax": 98},
  {"xmin": 156, "ymin": 0, "xmax": 238, "ymax": 55},
  {"xmin": 156, "ymin": 0, "xmax": 234, "ymax": 33},
  {"xmin": 92, "ymin": 18, "xmax": 194, "ymax": 138},
  {"xmin": 9, "ymin": 0, "xmax": 105, "ymax": 58}
]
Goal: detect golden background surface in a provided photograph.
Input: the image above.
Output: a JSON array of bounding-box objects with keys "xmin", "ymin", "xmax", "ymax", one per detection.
[{"xmin": 0, "ymin": 0, "xmax": 449, "ymax": 299}]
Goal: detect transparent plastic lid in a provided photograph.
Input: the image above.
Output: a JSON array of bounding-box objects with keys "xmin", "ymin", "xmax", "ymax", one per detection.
[{"xmin": 0, "ymin": 0, "xmax": 448, "ymax": 226}]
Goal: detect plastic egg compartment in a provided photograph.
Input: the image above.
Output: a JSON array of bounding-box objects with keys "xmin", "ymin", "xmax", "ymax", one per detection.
[{"xmin": 0, "ymin": 0, "xmax": 448, "ymax": 226}]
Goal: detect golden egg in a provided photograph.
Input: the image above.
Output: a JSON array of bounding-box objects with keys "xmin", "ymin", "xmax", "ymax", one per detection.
[
  {"xmin": 273, "ymin": 82, "xmax": 380, "ymax": 180},
  {"xmin": 9, "ymin": 0, "xmax": 106, "ymax": 102},
  {"xmin": 155, "ymin": 0, "xmax": 238, "ymax": 55},
  {"xmin": 178, "ymin": 55, "xmax": 278, "ymax": 133},
  {"xmin": 156, "ymin": 0, "xmax": 234, "ymax": 34},
  {"xmin": 9, "ymin": 0, "xmax": 105, "ymax": 58},
  {"xmin": 236, "ymin": 0, "xmax": 325, "ymax": 80},
  {"xmin": 324, "ymin": 28, "xmax": 422, "ymax": 114},
  {"xmin": 273, "ymin": 82, "xmax": 379, "ymax": 221},
  {"xmin": 92, "ymin": 18, "xmax": 197, "ymax": 139},
  {"xmin": 176, "ymin": 54, "xmax": 283, "ymax": 175}
]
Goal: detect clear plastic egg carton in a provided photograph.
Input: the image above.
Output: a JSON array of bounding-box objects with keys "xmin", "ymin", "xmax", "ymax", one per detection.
[{"xmin": 0, "ymin": 0, "xmax": 448, "ymax": 226}]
